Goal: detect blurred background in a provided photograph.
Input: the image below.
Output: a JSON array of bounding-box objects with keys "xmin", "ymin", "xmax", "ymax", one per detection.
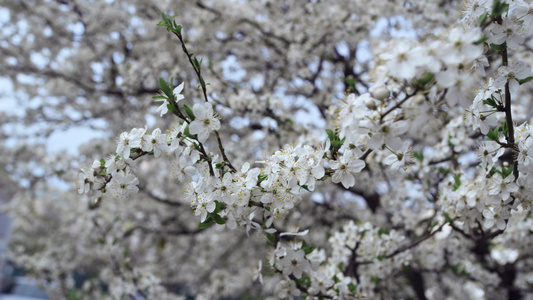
[{"xmin": 0, "ymin": 0, "xmax": 461, "ymax": 298}]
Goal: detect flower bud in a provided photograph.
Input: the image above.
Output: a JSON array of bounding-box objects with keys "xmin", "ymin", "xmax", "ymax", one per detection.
[
  {"xmin": 365, "ymin": 98, "xmax": 377, "ymax": 110},
  {"xmin": 412, "ymin": 94, "xmax": 425, "ymax": 105},
  {"xmin": 371, "ymin": 85, "xmax": 390, "ymax": 101}
]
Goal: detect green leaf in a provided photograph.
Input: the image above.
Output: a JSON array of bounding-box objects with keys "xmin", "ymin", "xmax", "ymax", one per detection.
[
  {"xmin": 161, "ymin": 12, "xmax": 171, "ymax": 24},
  {"xmin": 183, "ymin": 124, "xmax": 197, "ymax": 139},
  {"xmin": 452, "ymin": 174, "xmax": 461, "ymax": 191},
  {"xmin": 443, "ymin": 212, "xmax": 453, "ymax": 223},
  {"xmin": 478, "ymin": 12, "xmax": 489, "ymax": 27},
  {"xmin": 345, "ymin": 76, "xmax": 357, "ymax": 92},
  {"xmin": 489, "ymin": 42, "xmax": 506, "ymax": 52},
  {"xmin": 333, "ymin": 274, "xmax": 341, "ymax": 283},
  {"xmin": 199, "ymin": 216, "xmax": 214, "ymax": 229},
  {"xmin": 301, "ymin": 240, "xmax": 316, "ymax": 255},
  {"xmin": 159, "ymin": 77, "xmax": 173, "ymax": 98},
  {"xmin": 295, "ymin": 276, "xmax": 311, "ymax": 287},
  {"xmin": 183, "ymin": 104, "xmax": 196, "ymax": 120},
  {"xmin": 502, "ymin": 164, "xmax": 514, "ymax": 178},
  {"xmin": 502, "ymin": 121, "xmax": 508, "ymax": 136},
  {"xmin": 483, "ymin": 96, "xmax": 497, "ymax": 107},
  {"xmin": 167, "ymin": 103, "xmax": 180, "ymax": 116},
  {"xmin": 325, "ymin": 129, "xmax": 336, "ymax": 141},
  {"xmin": 489, "ymin": 167, "xmax": 501, "ymax": 176},
  {"xmin": 67, "ymin": 289, "xmax": 79, "ymax": 300},
  {"xmin": 349, "ymin": 283, "xmax": 358, "ymax": 294},
  {"xmin": 448, "ymin": 135, "xmax": 455, "ymax": 147},
  {"xmin": 214, "ymin": 200, "xmax": 222, "ymax": 214},
  {"xmin": 474, "ymin": 35, "xmax": 488, "ymax": 45},
  {"xmin": 159, "ymin": 13, "xmax": 179, "ymax": 31},
  {"xmin": 417, "ymin": 72, "xmax": 435, "ymax": 86},
  {"xmin": 199, "ymin": 76, "xmax": 206, "ymax": 88},
  {"xmin": 371, "ymin": 276, "xmax": 382, "ymax": 285},
  {"xmin": 258, "ymin": 174, "xmax": 268, "ymax": 182},
  {"xmin": 174, "ymin": 23, "xmax": 183, "ymax": 34},
  {"xmin": 491, "ymin": 0, "xmax": 509, "ymax": 18},
  {"xmin": 518, "ymin": 76, "xmax": 533, "ymax": 85},
  {"xmin": 414, "ymin": 151, "xmax": 424, "ymax": 162},
  {"xmin": 449, "ymin": 264, "xmax": 470, "ymax": 277},
  {"xmin": 303, "ymin": 245, "xmax": 316, "ymax": 255},
  {"xmin": 340, "ymin": 137, "xmax": 346, "ymax": 146},
  {"xmin": 487, "ymin": 126, "xmax": 500, "ymax": 141},
  {"xmin": 193, "ymin": 57, "xmax": 203, "ymax": 69},
  {"xmin": 265, "ymin": 232, "xmax": 276, "ymax": 245},
  {"xmin": 213, "ymin": 214, "xmax": 226, "ymax": 225},
  {"xmin": 377, "ymin": 228, "xmax": 389, "ymax": 236}
]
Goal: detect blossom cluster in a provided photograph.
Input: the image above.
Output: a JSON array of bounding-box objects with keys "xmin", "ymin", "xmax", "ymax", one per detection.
[{"xmin": 5, "ymin": 0, "xmax": 533, "ymax": 299}]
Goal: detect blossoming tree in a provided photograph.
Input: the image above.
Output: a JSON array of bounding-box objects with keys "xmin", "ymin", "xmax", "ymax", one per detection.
[{"xmin": 2, "ymin": 0, "xmax": 533, "ymax": 299}]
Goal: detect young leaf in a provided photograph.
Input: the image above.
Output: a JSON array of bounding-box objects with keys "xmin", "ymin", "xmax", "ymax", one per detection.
[
  {"xmin": 325, "ymin": 129, "xmax": 336, "ymax": 142},
  {"xmin": 518, "ymin": 76, "xmax": 533, "ymax": 85},
  {"xmin": 302, "ymin": 244, "xmax": 316, "ymax": 255},
  {"xmin": 377, "ymin": 228, "xmax": 389, "ymax": 236},
  {"xmin": 184, "ymin": 124, "xmax": 197, "ymax": 139},
  {"xmin": 199, "ymin": 216, "xmax": 214, "ymax": 229},
  {"xmin": 502, "ymin": 164, "xmax": 514, "ymax": 178},
  {"xmin": 414, "ymin": 151, "xmax": 424, "ymax": 162},
  {"xmin": 295, "ymin": 276, "xmax": 311, "ymax": 287},
  {"xmin": 159, "ymin": 78, "xmax": 173, "ymax": 98},
  {"xmin": 265, "ymin": 232, "xmax": 276, "ymax": 245},
  {"xmin": 486, "ymin": 126, "xmax": 500, "ymax": 141},
  {"xmin": 167, "ymin": 103, "xmax": 180, "ymax": 116},
  {"xmin": 502, "ymin": 121, "xmax": 508, "ymax": 136},
  {"xmin": 491, "ymin": 0, "xmax": 509, "ymax": 18},
  {"xmin": 161, "ymin": 12, "xmax": 171, "ymax": 25},
  {"xmin": 452, "ymin": 174, "xmax": 461, "ymax": 191},
  {"xmin": 478, "ymin": 12, "xmax": 489, "ymax": 27},
  {"xmin": 182, "ymin": 104, "xmax": 196, "ymax": 120},
  {"xmin": 213, "ymin": 200, "xmax": 222, "ymax": 214},
  {"xmin": 489, "ymin": 42, "xmax": 506, "ymax": 52},
  {"xmin": 349, "ymin": 283, "xmax": 358, "ymax": 295},
  {"xmin": 482, "ymin": 97, "xmax": 497, "ymax": 107},
  {"xmin": 443, "ymin": 212, "xmax": 453, "ymax": 223},
  {"xmin": 213, "ymin": 214, "xmax": 226, "ymax": 225},
  {"xmin": 417, "ymin": 72, "xmax": 434, "ymax": 86}
]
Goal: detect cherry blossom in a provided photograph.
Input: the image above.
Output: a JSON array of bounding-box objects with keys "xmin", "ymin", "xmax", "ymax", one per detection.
[
  {"xmin": 189, "ymin": 102, "xmax": 221, "ymax": 143},
  {"xmin": 3, "ymin": 0, "xmax": 533, "ymax": 299}
]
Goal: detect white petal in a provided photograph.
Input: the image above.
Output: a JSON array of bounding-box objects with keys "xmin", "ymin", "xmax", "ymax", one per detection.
[
  {"xmin": 189, "ymin": 121, "xmax": 203, "ymax": 135},
  {"xmin": 341, "ymin": 173, "xmax": 355, "ymax": 188},
  {"xmin": 206, "ymin": 201, "xmax": 216, "ymax": 213}
]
